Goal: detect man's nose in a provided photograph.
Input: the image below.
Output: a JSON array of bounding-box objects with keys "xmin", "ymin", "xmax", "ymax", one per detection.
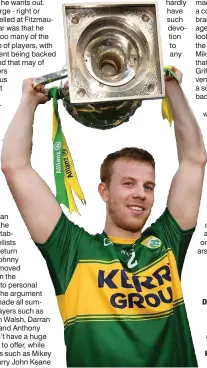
[{"xmin": 132, "ymin": 184, "xmax": 146, "ymax": 200}]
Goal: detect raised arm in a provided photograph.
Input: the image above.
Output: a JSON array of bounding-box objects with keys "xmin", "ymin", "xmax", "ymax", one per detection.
[
  {"xmin": 1, "ymin": 79, "xmax": 62, "ymax": 243},
  {"xmin": 166, "ymin": 68, "xmax": 207, "ymax": 229}
]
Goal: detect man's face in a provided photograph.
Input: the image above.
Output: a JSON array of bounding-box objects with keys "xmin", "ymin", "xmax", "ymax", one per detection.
[{"xmin": 100, "ymin": 159, "xmax": 155, "ymax": 233}]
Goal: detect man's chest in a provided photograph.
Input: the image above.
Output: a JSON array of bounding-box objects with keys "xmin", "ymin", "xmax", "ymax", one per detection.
[{"xmin": 63, "ymin": 238, "xmax": 183, "ymax": 322}]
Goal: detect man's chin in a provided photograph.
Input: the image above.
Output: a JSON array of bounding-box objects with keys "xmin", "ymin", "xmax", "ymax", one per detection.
[
  {"xmin": 109, "ymin": 208, "xmax": 151, "ymax": 234},
  {"xmin": 124, "ymin": 213, "xmax": 150, "ymax": 233},
  {"xmin": 118, "ymin": 218, "xmax": 148, "ymax": 234}
]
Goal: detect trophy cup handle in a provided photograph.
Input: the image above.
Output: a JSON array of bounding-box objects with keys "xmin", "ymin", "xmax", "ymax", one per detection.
[{"xmin": 33, "ymin": 68, "xmax": 68, "ymax": 87}]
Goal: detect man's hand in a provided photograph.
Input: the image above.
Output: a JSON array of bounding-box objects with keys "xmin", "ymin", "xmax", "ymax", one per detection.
[
  {"xmin": 21, "ymin": 78, "xmax": 50, "ymax": 109},
  {"xmin": 63, "ymin": 80, "xmax": 69, "ymax": 97},
  {"xmin": 165, "ymin": 66, "xmax": 183, "ymax": 96}
]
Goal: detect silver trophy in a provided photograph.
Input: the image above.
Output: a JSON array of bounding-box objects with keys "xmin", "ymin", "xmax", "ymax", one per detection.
[{"xmin": 33, "ymin": 1, "xmax": 165, "ymax": 129}]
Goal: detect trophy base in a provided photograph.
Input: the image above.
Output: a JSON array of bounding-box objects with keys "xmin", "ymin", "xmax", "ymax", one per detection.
[{"xmin": 63, "ymin": 1, "xmax": 165, "ymax": 104}]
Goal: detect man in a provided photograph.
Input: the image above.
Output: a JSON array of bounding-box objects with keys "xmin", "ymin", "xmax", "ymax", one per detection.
[{"xmin": 1, "ymin": 69, "xmax": 206, "ymax": 367}]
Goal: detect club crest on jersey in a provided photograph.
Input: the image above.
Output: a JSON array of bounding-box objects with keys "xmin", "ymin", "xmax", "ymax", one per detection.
[{"xmin": 141, "ymin": 236, "xmax": 161, "ymax": 249}]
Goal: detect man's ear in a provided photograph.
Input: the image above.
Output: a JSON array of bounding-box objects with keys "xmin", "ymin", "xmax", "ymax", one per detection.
[{"xmin": 98, "ymin": 182, "xmax": 109, "ymax": 203}]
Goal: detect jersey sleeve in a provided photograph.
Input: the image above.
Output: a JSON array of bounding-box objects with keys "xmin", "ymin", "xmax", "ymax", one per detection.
[
  {"xmin": 35, "ymin": 212, "xmax": 85, "ymax": 296},
  {"xmin": 151, "ymin": 207, "xmax": 196, "ymax": 274}
]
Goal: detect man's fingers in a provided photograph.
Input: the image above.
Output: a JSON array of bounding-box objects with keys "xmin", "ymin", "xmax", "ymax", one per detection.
[
  {"xmin": 165, "ymin": 66, "xmax": 183, "ymax": 84},
  {"xmin": 64, "ymin": 80, "xmax": 69, "ymax": 96},
  {"xmin": 40, "ymin": 95, "xmax": 51, "ymax": 104},
  {"xmin": 21, "ymin": 78, "xmax": 51, "ymax": 106},
  {"xmin": 34, "ymin": 85, "xmax": 42, "ymax": 93},
  {"xmin": 64, "ymin": 81, "xmax": 69, "ymax": 89},
  {"xmin": 34, "ymin": 83, "xmax": 46, "ymax": 93}
]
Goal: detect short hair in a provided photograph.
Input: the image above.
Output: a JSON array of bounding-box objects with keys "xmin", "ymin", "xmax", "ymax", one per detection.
[{"xmin": 100, "ymin": 147, "xmax": 155, "ymax": 185}]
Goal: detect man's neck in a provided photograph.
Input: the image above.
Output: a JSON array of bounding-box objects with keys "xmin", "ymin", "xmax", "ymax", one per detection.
[{"xmin": 104, "ymin": 223, "xmax": 142, "ymax": 240}]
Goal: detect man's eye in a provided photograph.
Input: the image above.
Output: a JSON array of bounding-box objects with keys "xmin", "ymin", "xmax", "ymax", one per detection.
[
  {"xmin": 123, "ymin": 182, "xmax": 133, "ymax": 187},
  {"xmin": 144, "ymin": 185, "xmax": 153, "ymax": 191}
]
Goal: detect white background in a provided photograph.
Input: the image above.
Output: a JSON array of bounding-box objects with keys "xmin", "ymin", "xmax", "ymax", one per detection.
[{"xmin": 1, "ymin": 0, "xmax": 207, "ymax": 367}]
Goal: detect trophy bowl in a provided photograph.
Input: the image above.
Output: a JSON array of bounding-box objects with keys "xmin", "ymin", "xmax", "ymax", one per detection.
[
  {"xmin": 63, "ymin": 1, "xmax": 165, "ymax": 104},
  {"xmin": 33, "ymin": 2, "xmax": 164, "ymax": 129}
]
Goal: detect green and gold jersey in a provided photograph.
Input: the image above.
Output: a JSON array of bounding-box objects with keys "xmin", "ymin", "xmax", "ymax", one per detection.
[{"xmin": 35, "ymin": 208, "xmax": 197, "ymax": 367}]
